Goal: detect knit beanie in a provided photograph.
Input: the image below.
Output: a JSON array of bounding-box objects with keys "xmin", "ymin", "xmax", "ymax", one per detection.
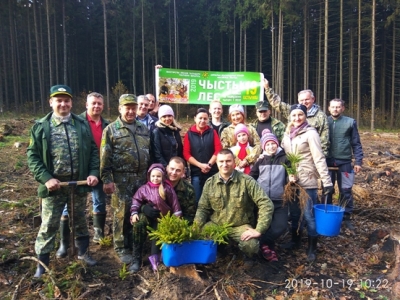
[
  {"xmin": 234, "ymin": 123, "xmax": 250, "ymax": 137},
  {"xmin": 229, "ymin": 104, "xmax": 245, "ymax": 115},
  {"xmin": 290, "ymin": 104, "xmax": 307, "ymax": 115},
  {"xmin": 261, "ymin": 129, "xmax": 279, "ymax": 150},
  {"xmin": 158, "ymin": 105, "xmax": 174, "ymax": 118}
]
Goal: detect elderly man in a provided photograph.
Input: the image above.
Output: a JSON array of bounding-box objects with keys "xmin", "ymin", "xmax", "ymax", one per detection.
[
  {"xmin": 250, "ymin": 100, "xmax": 285, "ymax": 142},
  {"xmin": 56, "ymin": 92, "xmax": 110, "ymax": 259},
  {"xmin": 136, "ymin": 95, "xmax": 157, "ymax": 131},
  {"xmin": 100, "ymin": 94, "xmax": 151, "ymax": 264},
  {"xmin": 194, "ymin": 149, "xmax": 274, "ymax": 265},
  {"xmin": 263, "ymin": 79, "xmax": 329, "ymax": 156},
  {"xmin": 146, "ymin": 93, "xmax": 159, "ymax": 118},
  {"xmin": 27, "ymin": 85, "xmax": 99, "ymax": 278},
  {"xmin": 327, "ymin": 99, "xmax": 363, "ymax": 231}
]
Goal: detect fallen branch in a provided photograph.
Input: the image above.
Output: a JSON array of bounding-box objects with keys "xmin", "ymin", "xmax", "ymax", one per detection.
[
  {"xmin": 357, "ymin": 207, "xmax": 395, "ymax": 216},
  {"xmin": 373, "ymin": 192, "xmax": 400, "ymax": 200},
  {"xmin": 19, "ymin": 256, "xmax": 57, "ymax": 287},
  {"xmin": 136, "ymin": 273, "xmax": 151, "ymax": 287},
  {"xmin": 194, "ymin": 278, "xmax": 223, "ymax": 300},
  {"xmin": 136, "ymin": 285, "xmax": 149, "ymax": 294},
  {"xmin": 225, "ymin": 255, "xmax": 236, "ymax": 274},
  {"xmin": 247, "ymin": 279, "xmax": 286, "ymax": 286},
  {"xmin": 213, "ymin": 286, "xmax": 221, "ymax": 300},
  {"xmin": 11, "ymin": 273, "xmax": 27, "ymax": 300}
]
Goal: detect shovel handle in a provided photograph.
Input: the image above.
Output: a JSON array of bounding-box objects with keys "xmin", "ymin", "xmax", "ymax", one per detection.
[
  {"xmin": 328, "ymin": 167, "xmax": 339, "ymax": 171},
  {"xmin": 59, "ymin": 180, "xmax": 88, "ymax": 187}
]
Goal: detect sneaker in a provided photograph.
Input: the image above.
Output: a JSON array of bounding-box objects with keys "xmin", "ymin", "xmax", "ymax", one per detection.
[{"xmin": 261, "ymin": 244, "xmax": 278, "ymax": 262}]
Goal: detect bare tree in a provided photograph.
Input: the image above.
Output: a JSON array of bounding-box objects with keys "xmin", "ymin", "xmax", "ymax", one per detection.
[
  {"xmin": 46, "ymin": 0, "xmax": 53, "ymax": 85},
  {"xmin": 370, "ymin": 0, "xmax": 376, "ymax": 131},
  {"xmin": 102, "ymin": 0, "xmax": 110, "ymax": 116},
  {"xmin": 323, "ymin": 0, "xmax": 328, "ymax": 112}
]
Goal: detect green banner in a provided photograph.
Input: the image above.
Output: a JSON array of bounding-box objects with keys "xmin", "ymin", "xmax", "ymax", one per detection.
[{"xmin": 156, "ymin": 68, "xmax": 264, "ymax": 105}]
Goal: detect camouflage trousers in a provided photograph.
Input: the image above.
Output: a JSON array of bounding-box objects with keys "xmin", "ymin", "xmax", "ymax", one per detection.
[
  {"xmin": 35, "ymin": 188, "xmax": 89, "ymax": 255},
  {"xmin": 205, "ymin": 222, "xmax": 260, "ymax": 257},
  {"xmin": 112, "ymin": 173, "xmax": 146, "ymax": 252}
]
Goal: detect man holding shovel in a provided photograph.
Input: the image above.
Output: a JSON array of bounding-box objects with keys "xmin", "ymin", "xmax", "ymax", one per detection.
[{"xmin": 27, "ymin": 85, "xmax": 100, "ymax": 278}]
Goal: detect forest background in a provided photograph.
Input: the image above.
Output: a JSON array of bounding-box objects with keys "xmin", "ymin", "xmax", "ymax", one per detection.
[{"xmin": 1, "ymin": 0, "xmax": 400, "ymax": 130}]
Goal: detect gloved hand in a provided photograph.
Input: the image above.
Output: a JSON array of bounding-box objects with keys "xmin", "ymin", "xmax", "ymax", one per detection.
[
  {"xmin": 142, "ymin": 204, "xmax": 161, "ymax": 219},
  {"xmin": 323, "ymin": 186, "xmax": 334, "ymax": 195}
]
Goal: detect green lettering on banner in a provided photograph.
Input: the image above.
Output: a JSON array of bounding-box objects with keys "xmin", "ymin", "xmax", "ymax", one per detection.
[{"xmin": 155, "ymin": 68, "xmax": 264, "ymax": 105}]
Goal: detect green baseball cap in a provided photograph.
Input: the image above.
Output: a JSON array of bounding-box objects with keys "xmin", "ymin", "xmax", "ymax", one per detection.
[
  {"xmin": 50, "ymin": 85, "xmax": 72, "ymax": 98},
  {"xmin": 255, "ymin": 101, "xmax": 269, "ymax": 111},
  {"xmin": 119, "ymin": 94, "xmax": 137, "ymax": 105}
]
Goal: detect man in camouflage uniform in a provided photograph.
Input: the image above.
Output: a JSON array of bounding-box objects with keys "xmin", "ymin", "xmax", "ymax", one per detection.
[
  {"xmin": 194, "ymin": 149, "xmax": 274, "ymax": 263},
  {"xmin": 263, "ymin": 78, "xmax": 330, "ymax": 156},
  {"xmin": 27, "ymin": 85, "xmax": 99, "ymax": 278},
  {"xmin": 56, "ymin": 92, "xmax": 110, "ymax": 259},
  {"xmin": 100, "ymin": 94, "xmax": 151, "ymax": 265},
  {"xmin": 249, "ymin": 100, "xmax": 285, "ymax": 142}
]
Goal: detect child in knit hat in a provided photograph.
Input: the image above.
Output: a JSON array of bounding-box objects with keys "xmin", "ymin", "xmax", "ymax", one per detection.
[
  {"xmin": 249, "ymin": 129, "xmax": 290, "ymax": 262},
  {"xmin": 230, "ymin": 123, "xmax": 253, "ymax": 174}
]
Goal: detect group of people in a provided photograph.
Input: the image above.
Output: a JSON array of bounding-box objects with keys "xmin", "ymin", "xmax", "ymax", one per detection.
[{"xmin": 27, "ymin": 78, "xmax": 363, "ymax": 278}]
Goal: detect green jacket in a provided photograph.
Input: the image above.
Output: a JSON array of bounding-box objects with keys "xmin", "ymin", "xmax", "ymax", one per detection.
[
  {"xmin": 27, "ymin": 112, "xmax": 100, "ymax": 197},
  {"xmin": 249, "ymin": 117, "xmax": 285, "ymax": 142},
  {"xmin": 79, "ymin": 111, "xmax": 110, "ymax": 131},
  {"xmin": 194, "ymin": 170, "xmax": 274, "ymax": 234}
]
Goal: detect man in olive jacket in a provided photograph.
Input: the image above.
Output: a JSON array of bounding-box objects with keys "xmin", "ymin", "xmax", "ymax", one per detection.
[
  {"xmin": 27, "ymin": 85, "xmax": 99, "ymax": 278},
  {"xmin": 194, "ymin": 149, "xmax": 274, "ymax": 262}
]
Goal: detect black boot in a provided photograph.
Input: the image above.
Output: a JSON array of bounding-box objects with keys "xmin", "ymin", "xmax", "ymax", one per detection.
[
  {"xmin": 56, "ymin": 218, "xmax": 70, "ymax": 258},
  {"xmin": 306, "ymin": 235, "xmax": 318, "ymax": 262},
  {"xmin": 33, "ymin": 253, "xmax": 50, "ymax": 278},
  {"xmin": 75, "ymin": 236, "xmax": 97, "ymax": 266},
  {"xmin": 128, "ymin": 242, "xmax": 142, "ymax": 273},
  {"xmin": 343, "ymin": 214, "xmax": 355, "ymax": 231},
  {"xmin": 93, "ymin": 214, "xmax": 106, "ymax": 243},
  {"xmin": 281, "ymin": 228, "xmax": 302, "ymax": 250}
]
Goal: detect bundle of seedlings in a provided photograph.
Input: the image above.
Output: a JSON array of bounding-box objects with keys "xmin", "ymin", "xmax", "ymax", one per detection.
[
  {"xmin": 147, "ymin": 212, "xmax": 232, "ymax": 247},
  {"xmin": 282, "ymin": 151, "xmax": 309, "ymax": 230}
]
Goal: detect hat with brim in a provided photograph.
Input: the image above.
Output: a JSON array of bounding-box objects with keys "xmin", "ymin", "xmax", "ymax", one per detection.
[
  {"xmin": 119, "ymin": 94, "xmax": 137, "ymax": 105},
  {"xmin": 256, "ymin": 101, "xmax": 269, "ymax": 111},
  {"xmin": 50, "ymin": 85, "xmax": 72, "ymax": 98}
]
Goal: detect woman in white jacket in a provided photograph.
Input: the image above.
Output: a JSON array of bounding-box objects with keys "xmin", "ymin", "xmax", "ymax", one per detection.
[{"xmin": 281, "ymin": 104, "xmax": 333, "ymax": 261}]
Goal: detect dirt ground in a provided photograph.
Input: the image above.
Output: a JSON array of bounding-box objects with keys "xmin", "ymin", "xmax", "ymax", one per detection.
[{"xmin": 0, "ymin": 119, "xmax": 400, "ymax": 300}]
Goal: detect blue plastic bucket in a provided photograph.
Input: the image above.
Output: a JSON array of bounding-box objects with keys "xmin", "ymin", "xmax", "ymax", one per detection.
[{"xmin": 314, "ymin": 204, "xmax": 345, "ymax": 236}]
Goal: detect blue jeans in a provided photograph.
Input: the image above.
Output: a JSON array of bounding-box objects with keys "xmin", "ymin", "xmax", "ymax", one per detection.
[
  {"xmin": 191, "ymin": 176, "xmax": 202, "ymax": 203},
  {"xmin": 62, "ymin": 182, "xmax": 106, "ymax": 216},
  {"xmin": 289, "ymin": 188, "xmax": 317, "ymax": 237}
]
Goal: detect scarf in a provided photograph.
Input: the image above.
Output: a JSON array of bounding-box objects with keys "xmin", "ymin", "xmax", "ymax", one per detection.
[
  {"xmin": 237, "ymin": 142, "xmax": 251, "ymax": 174},
  {"xmin": 290, "ymin": 122, "xmax": 309, "ymax": 140},
  {"xmin": 156, "ymin": 120, "xmax": 180, "ymax": 131}
]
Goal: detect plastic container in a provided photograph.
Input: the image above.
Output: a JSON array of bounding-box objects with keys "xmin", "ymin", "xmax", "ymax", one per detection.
[
  {"xmin": 162, "ymin": 240, "xmax": 217, "ymax": 267},
  {"xmin": 314, "ymin": 204, "xmax": 345, "ymax": 236}
]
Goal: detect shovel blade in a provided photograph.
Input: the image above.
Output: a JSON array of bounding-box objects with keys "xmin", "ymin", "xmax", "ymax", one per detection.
[{"xmin": 33, "ymin": 214, "xmax": 42, "ymax": 228}]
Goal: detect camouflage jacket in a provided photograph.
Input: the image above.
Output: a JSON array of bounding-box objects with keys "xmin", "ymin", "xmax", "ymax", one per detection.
[
  {"xmin": 27, "ymin": 112, "xmax": 99, "ymax": 197},
  {"xmin": 174, "ymin": 179, "xmax": 196, "ymax": 224},
  {"xmin": 220, "ymin": 124, "xmax": 262, "ymax": 164},
  {"xmin": 265, "ymin": 87, "xmax": 330, "ymax": 156},
  {"xmin": 194, "ymin": 170, "xmax": 274, "ymax": 234},
  {"xmin": 249, "ymin": 117, "xmax": 286, "ymax": 142},
  {"xmin": 100, "ymin": 116, "xmax": 151, "ymax": 184}
]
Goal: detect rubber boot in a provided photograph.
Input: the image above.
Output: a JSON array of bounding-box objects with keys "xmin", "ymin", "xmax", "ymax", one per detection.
[
  {"xmin": 281, "ymin": 228, "xmax": 302, "ymax": 250},
  {"xmin": 306, "ymin": 235, "xmax": 318, "ymax": 262},
  {"xmin": 93, "ymin": 214, "xmax": 106, "ymax": 243},
  {"xmin": 128, "ymin": 242, "xmax": 142, "ymax": 273},
  {"xmin": 343, "ymin": 214, "xmax": 355, "ymax": 231},
  {"xmin": 56, "ymin": 218, "xmax": 70, "ymax": 258},
  {"xmin": 33, "ymin": 253, "xmax": 50, "ymax": 278},
  {"xmin": 75, "ymin": 236, "xmax": 97, "ymax": 266},
  {"xmin": 148, "ymin": 254, "xmax": 159, "ymax": 272}
]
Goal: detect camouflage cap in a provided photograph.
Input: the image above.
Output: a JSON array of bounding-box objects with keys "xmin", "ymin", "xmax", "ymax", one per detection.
[
  {"xmin": 50, "ymin": 85, "xmax": 72, "ymax": 98},
  {"xmin": 255, "ymin": 101, "xmax": 269, "ymax": 111},
  {"xmin": 119, "ymin": 94, "xmax": 137, "ymax": 105}
]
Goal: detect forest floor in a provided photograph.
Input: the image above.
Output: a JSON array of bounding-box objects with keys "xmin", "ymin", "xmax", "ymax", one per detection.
[{"xmin": 0, "ymin": 117, "xmax": 400, "ymax": 300}]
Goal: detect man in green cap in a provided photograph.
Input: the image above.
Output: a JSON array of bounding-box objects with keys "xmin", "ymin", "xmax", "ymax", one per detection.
[
  {"xmin": 100, "ymin": 94, "xmax": 151, "ymax": 266},
  {"xmin": 249, "ymin": 100, "xmax": 285, "ymax": 142},
  {"xmin": 27, "ymin": 85, "xmax": 99, "ymax": 278}
]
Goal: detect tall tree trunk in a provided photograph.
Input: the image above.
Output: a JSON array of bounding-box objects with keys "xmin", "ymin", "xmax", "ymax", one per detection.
[
  {"xmin": 234, "ymin": 17, "xmax": 236, "ymax": 71},
  {"xmin": 379, "ymin": 29, "xmax": 386, "ymax": 120},
  {"xmin": 390, "ymin": 20, "xmax": 396, "ymax": 129},
  {"xmin": 339, "ymin": 0, "xmax": 343, "ymax": 98},
  {"xmin": 9, "ymin": 0, "xmax": 19, "ymax": 112},
  {"xmin": 349, "ymin": 27, "xmax": 354, "ymax": 117},
  {"xmin": 356, "ymin": 0, "xmax": 361, "ymax": 124},
  {"xmin": 132, "ymin": 0, "xmax": 137, "ymax": 95},
  {"xmin": 141, "ymin": 0, "xmax": 146, "ymax": 92},
  {"xmin": 46, "ymin": 0, "xmax": 53, "ymax": 85},
  {"xmin": 239, "ymin": 20, "xmax": 242, "ymax": 71},
  {"xmin": 303, "ymin": 1, "xmax": 309, "ymax": 89},
  {"xmin": 53, "ymin": 8, "xmax": 59, "ymax": 84},
  {"xmin": 1, "ymin": 38, "xmax": 9, "ymax": 111},
  {"xmin": 102, "ymin": 0, "xmax": 110, "ymax": 117},
  {"xmin": 173, "ymin": 0, "xmax": 178, "ymax": 68},
  {"xmin": 62, "ymin": 0, "xmax": 67, "ymax": 85},
  {"xmin": 28, "ymin": 4, "xmax": 36, "ymax": 114},
  {"xmin": 317, "ymin": 1, "xmax": 322, "ymax": 105},
  {"xmin": 323, "ymin": 0, "xmax": 328, "ymax": 112},
  {"xmin": 243, "ymin": 27, "xmax": 246, "ymax": 71},
  {"xmin": 208, "ymin": 37, "xmax": 211, "ymax": 70},
  {"xmin": 277, "ymin": 8, "xmax": 283, "ymax": 95},
  {"xmin": 271, "ymin": 14, "xmax": 275, "ymax": 88},
  {"xmin": 258, "ymin": 23, "xmax": 262, "ymax": 72},
  {"xmin": 370, "ymin": 0, "xmax": 376, "ymax": 131},
  {"xmin": 116, "ymin": 21, "xmax": 120, "ymax": 82}
]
